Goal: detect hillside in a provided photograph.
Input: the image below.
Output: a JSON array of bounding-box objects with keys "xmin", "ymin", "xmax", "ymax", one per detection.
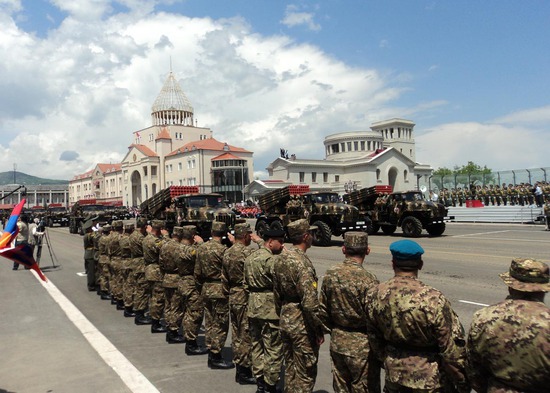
[{"xmin": 0, "ymin": 171, "xmax": 68, "ymax": 186}]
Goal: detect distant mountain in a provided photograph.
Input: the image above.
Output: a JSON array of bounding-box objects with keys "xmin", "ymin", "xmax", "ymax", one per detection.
[{"xmin": 0, "ymin": 171, "xmax": 68, "ymax": 186}]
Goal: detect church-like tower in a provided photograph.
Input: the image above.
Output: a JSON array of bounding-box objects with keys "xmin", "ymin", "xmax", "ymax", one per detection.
[{"xmin": 151, "ymin": 72, "xmax": 195, "ymax": 126}]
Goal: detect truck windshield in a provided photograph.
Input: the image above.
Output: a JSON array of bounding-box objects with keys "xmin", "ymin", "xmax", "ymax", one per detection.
[
  {"xmin": 187, "ymin": 196, "xmax": 224, "ymax": 208},
  {"xmin": 403, "ymin": 193, "xmax": 424, "ymax": 202},
  {"xmin": 312, "ymin": 194, "xmax": 340, "ymax": 203},
  {"xmin": 82, "ymin": 205, "xmax": 105, "ymax": 212}
]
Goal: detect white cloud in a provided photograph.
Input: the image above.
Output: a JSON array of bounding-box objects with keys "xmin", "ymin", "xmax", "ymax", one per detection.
[
  {"xmin": 281, "ymin": 4, "xmax": 321, "ymax": 31},
  {"xmin": 379, "ymin": 39, "xmax": 389, "ymax": 48}
]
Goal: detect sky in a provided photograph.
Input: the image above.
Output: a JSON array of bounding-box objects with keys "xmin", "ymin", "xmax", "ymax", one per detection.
[{"xmin": 1, "ymin": 0, "xmax": 549, "ymax": 181}]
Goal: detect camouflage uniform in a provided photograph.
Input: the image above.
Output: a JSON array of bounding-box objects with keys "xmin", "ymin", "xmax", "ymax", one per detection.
[
  {"xmin": 319, "ymin": 232, "xmax": 381, "ymax": 393},
  {"xmin": 544, "ymin": 201, "xmax": 550, "ymax": 231},
  {"xmin": 159, "ymin": 227, "xmax": 185, "ymax": 342},
  {"xmin": 129, "ymin": 219, "xmax": 148, "ymax": 317},
  {"xmin": 143, "ymin": 220, "xmax": 169, "ymax": 329},
  {"xmin": 467, "ymin": 258, "xmax": 550, "ymax": 393},
  {"xmin": 366, "ymin": 240, "xmax": 468, "ymax": 393},
  {"xmin": 221, "ymin": 223, "xmax": 258, "ymax": 378},
  {"xmin": 121, "ymin": 224, "xmax": 135, "ymax": 314},
  {"xmin": 97, "ymin": 225, "xmax": 111, "ymax": 297},
  {"xmin": 82, "ymin": 221, "xmax": 96, "ymax": 291},
  {"xmin": 273, "ymin": 219, "xmax": 326, "ymax": 393},
  {"xmin": 108, "ymin": 221, "xmax": 124, "ymax": 305},
  {"xmin": 194, "ymin": 222, "xmax": 230, "ymax": 359},
  {"xmin": 92, "ymin": 227, "xmax": 101, "ymax": 289},
  {"xmin": 244, "ymin": 239, "xmax": 284, "ymax": 388}
]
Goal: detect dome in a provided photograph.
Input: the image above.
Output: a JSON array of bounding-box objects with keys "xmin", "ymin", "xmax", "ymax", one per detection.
[{"xmin": 151, "ymin": 72, "xmax": 194, "ymax": 113}]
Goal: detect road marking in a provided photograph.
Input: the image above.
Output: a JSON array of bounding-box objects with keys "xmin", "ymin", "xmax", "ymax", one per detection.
[
  {"xmin": 31, "ymin": 270, "xmax": 160, "ymax": 393},
  {"xmin": 76, "ymin": 272, "xmax": 87, "ymax": 276},
  {"xmin": 452, "ymin": 230, "xmax": 510, "ymax": 238},
  {"xmin": 459, "ymin": 300, "xmax": 489, "ymax": 307}
]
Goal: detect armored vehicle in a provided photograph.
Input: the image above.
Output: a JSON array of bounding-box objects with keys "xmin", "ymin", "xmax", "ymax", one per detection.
[
  {"xmin": 45, "ymin": 204, "xmax": 69, "ymax": 227},
  {"xmin": 69, "ymin": 201, "xmax": 115, "ymax": 235},
  {"xmin": 255, "ymin": 185, "xmax": 368, "ymax": 247},
  {"xmin": 344, "ymin": 185, "xmax": 449, "ymax": 237}
]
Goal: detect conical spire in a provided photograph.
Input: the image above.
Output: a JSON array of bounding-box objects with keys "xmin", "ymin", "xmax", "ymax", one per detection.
[{"xmin": 151, "ymin": 72, "xmax": 194, "ymax": 126}]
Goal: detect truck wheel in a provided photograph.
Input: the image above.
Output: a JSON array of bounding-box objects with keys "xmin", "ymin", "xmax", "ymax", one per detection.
[
  {"xmin": 312, "ymin": 221, "xmax": 332, "ymax": 247},
  {"xmin": 367, "ymin": 223, "xmax": 380, "ymax": 235},
  {"xmin": 381, "ymin": 225, "xmax": 397, "ymax": 235},
  {"xmin": 78, "ymin": 223, "xmax": 84, "ymax": 236},
  {"xmin": 256, "ymin": 220, "xmax": 269, "ymax": 238},
  {"xmin": 401, "ymin": 216, "xmax": 423, "ymax": 237},
  {"xmin": 426, "ymin": 223, "xmax": 446, "ymax": 236}
]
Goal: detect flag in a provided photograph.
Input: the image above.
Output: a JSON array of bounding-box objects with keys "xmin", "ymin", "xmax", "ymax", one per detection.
[{"xmin": 0, "ymin": 198, "xmax": 47, "ymax": 282}]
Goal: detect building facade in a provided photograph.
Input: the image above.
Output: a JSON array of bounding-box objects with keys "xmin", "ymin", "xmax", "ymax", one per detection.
[
  {"xmin": 244, "ymin": 118, "xmax": 433, "ymax": 200},
  {"xmin": 0, "ymin": 184, "xmax": 69, "ymax": 208}
]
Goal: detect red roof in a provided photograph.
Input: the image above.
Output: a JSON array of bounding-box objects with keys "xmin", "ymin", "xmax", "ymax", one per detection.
[
  {"xmin": 211, "ymin": 152, "xmax": 243, "ymax": 161},
  {"xmin": 166, "ymin": 137, "xmax": 250, "ymax": 157},
  {"xmin": 155, "ymin": 127, "xmax": 171, "ymax": 140},
  {"xmin": 97, "ymin": 163, "xmax": 122, "ymax": 174},
  {"xmin": 129, "ymin": 144, "xmax": 158, "ymax": 157},
  {"xmin": 72, "ymin": 169, "xmax": 93, "ymax": 181}
]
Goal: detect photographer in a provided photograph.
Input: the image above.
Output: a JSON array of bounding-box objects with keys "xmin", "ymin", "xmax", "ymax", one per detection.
[{"xmin": 33, "ymin": 217, "xmax": 46, "ymax": 264}]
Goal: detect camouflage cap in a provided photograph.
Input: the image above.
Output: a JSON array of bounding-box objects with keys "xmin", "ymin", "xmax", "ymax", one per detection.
[
  {"xmin": 151, "ymin": 220, "xmax": 165, "ymax": 230},
  {"xmin": 172, "ymin": 226, "xmax": 184, "ymax": 237},
  {"xmin": 211, "ymin": 221, "xmax": 227, "ymax": 233},
  {"xmin": 112, "ymin": 220, "xmax": 124, "ymax": 229},
  {"xmin": 390, "ymin": 239, "xmax": 424, "ymax": 268},
  {"xmin": 124, "ymin": 223, "xmax": 135, "ymax": 231},
  {"xmin": 136, "ymin": 217, "xmax": 148, "ymax": 228},
  {"xmin": 499, "ymin": 258, "xmax": 550, "ymax": 292},
  {"xmin": 102, "ymin": 224, "xmax": 112, "ymax": 233},
  {"xmin": 182, "ymin": 225, "xmax": 197, "ymax": 239},
  {"xmin": 344, "ymin": 231, "xmax": 368, "ymax": 248},
  {"xmin": 287, "ymin": 219, "xmax": 318, "ymax": 238},
  {"xmin": 234, "ymin": 223, "xmax": 253, "ymax": 237}
]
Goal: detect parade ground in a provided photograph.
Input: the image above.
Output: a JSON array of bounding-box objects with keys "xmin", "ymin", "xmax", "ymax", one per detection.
[{"xmin": 1, "ymin": 222, "xmax": 548, "ymax": 393}]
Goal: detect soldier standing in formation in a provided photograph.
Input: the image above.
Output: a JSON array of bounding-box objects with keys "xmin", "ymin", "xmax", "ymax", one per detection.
[
  {"xmin": 143, "ymin": 219, "xmax": 168, "ymax": 333},
  {"xmin": 273, "ymin": 219, "xmax": 327, "ymax": 393},
  {"xmin": 159, "ymin": 226, "xmax": 186, "ymax": 343},
  {"xmin": 195, "ymin": 221, "xmax": 234, "ymax": 369},
  {"xmin": 108, "ymin": 221, "xmax": 125, "ymax": 311},
  {"xmin": 178, "ymin": 225, "xmax": 208, "ymax": 355},
  {"xmin": 467, "ymin": 258, "xmax": 550, "ymax": 392},
  {"xmin": 366, "ymin": 239, "xmax": 469, "ymax": 393},
  {"xmin": 222, "ymin": 223, "xmax": 261, "ymax": 385},
  {"xmin": 130, "ymin": 218, "xmax": 152, "ymax": 325},
  {"xmin": 82, "ymin": 220, "xmax": 96, "ymax": 292},
  {"xmin": 120, "ymin": 223, "xmax": 136, "ymax": 318},
  {"xmin": 319, "ymin": 231, "xmax": 380, "ymax": 393},
  {"xmin": 97, "ymin": 224, "xmax": 112, "ymax": 300},
  {"xmin": 544, "ymin": 199, "xmax": 550, "ymax": 231},
  {"xmin": 244, "ymin": 227, "xmax": 286, "ymax": 392}
]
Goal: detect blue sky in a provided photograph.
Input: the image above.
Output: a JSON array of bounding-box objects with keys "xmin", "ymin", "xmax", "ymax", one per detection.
[{"xmin": 1, "ymin": 0, "xmax": 549, "ymax": 180}]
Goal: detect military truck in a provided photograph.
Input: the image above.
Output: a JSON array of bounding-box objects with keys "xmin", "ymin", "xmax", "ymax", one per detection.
[
  {"xmin": 69, "ymin": 200, "xmax": 115, "ymax": 235},
  {"xmin": 45, "ymin": 203, "xmax": 69, "ymax": 227},
  {"xmin": 255, "ymin": 185, "xmax": 368, "ymax": 247},
  {"xmin": 344, "ymin": 185, "xmax": 449, "ymax": 237},
  {"xmin": 139, "ymin": 186, "xmax": 242, "ymax": 240}
]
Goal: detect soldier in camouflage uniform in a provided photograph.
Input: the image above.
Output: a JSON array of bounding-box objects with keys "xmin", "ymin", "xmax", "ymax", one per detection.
[
  {"xmin": 143, "ymin": 219, "xmax": 169, "ymax": 333},
  {"xmin": 195, "ymin": 221, "xmax": 234, "ymax": 369},
  {"xmin": 178, "ymin": 225, "xmax": 208, "ymax": 355},
  {"xmin": 319, "ymin": 231, "xmax": 381, "ymax": 393},
  {"xmin": 83, "ymin": 220, "xmax": 96, "ymax": 292},
  {"xmin": 243, "ymin": 227, "xmax": 286, "ymax": 392},
  {"xmin": 273, "ymin": 219, "xmax": 327, "ymax": 393},
  {"xmin": 467, "ymin": 258, "xmax": 550, "ymax": 392},
  {"xmin": 121, "ymin": 223, "xmax": 136, "ymax": 318},
  {"xmin": 222, "ymin": 223, "xmax": 262, "ymax": 385},
  {"xmin": 131, "ymin": 218, "xmax": 152, "ymax": 325},
  {"xmin": 544, "ymin": 200, "xmax": 550, "ymax": 231},
  {"xmin": 108, "ymin": 220, "xmax": 125, "ymax": 310},
  {"xmin": 366, "ymin": 239, "xmax": 469, "ymax": 393},
  {"xmin": 97, "ymin": 224, "xmax": 112, "ymax": 300},
  {"xmin": 159, "ymin": 226, "xmax": 186, "ymax": 343},
  {"xmin": 92, "ymin": 223, "xmax": 102, "ymax": 293}
]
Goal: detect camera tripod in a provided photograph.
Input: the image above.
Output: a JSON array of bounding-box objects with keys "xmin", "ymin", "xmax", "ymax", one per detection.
[{"xmin": 36, "ymin": 227, "xmax": 62, "ymax": 272}]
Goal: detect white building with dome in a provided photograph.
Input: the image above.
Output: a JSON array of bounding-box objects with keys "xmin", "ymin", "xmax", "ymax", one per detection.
[
  {"xmin": 243, "ymin": 118, "xmax": 432, "ymax": 200},
  {"xmin": 70, "ymin": 71, "xmax": 254, "ymax": 206}
]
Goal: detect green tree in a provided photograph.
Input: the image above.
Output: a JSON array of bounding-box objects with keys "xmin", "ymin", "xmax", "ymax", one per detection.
[{"xmin": 431, "ymin": 162, "xmax": 494, "ymax": 191}]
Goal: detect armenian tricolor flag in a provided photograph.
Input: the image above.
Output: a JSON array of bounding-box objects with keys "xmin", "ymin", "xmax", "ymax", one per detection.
[{"xmin": 0, "ymin": 199, "xmax": 47, "ymax": 281}]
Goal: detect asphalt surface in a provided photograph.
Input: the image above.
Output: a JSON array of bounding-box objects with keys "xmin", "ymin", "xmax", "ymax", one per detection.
[{"xmin": 1, "ymin": 221, "xmax": 548, "ymax": 393}]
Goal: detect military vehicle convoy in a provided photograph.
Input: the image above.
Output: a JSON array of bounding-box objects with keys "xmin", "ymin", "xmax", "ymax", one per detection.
[
  {"xmin": 343, "ymin": 185, "xmax": 449, "ymax": 237},
  {"xmin": 45, "ymin": 204, "xmax": 69, "ymax": 227},
  {"xmin": 139, "ymin": 186, "xmax": 241, "ymax": 240},
  {"xmin": 69, "ymin": 200, "xmax": 116, "ymax": 234},
  {"xmin": 255, "ymin": 185, "xmax": 368, "ymax": 246}
]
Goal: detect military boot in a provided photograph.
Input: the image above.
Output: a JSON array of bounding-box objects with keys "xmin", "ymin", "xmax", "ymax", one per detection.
[
  {"xmin": 123, "ymin": 307, "xmax": 136, "ymax": 318},
  {"xmin": 116, "ymin": 299, "xmax": 125, "ymax": 310},
  {"xmin": 264, "ymin": 383, "xmax": 278, "ymax": 393},
  {"xmin": 134, "ymin": 311, "xmax": 152, "ymax": 325},
  {"xmin": 100, "ymin": 291, "xmax": 111, "ymax": 300},
  {"xmin": 151, "ymin": 319, "xmax": 168, "ymax": 333},
  {"xmin": 236, "ymin": 365, "xmax": 256, "ymax": 385},
  {"xmin": 255, "ymin": 376, "xmax": 266, "ymax": 393},
  {"xmin": 166, "ymin": 330, "xmax": 186, "ymax": 344},
  {"xmin": 208, "ymin": 351, "xmax": 234, "ymax": 369},
  {"xmin": 110, "ymin": 297, "xmax": 117, "ymax": 305},
  {"xmin": 185, "ymin": 340, "xmax": 208, "ymax": 355}
]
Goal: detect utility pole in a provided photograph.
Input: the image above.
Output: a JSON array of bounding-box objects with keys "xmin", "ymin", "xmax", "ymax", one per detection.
[{"xmin": 13, "ymin": 163, "xmax": 16, "ymax": 184}]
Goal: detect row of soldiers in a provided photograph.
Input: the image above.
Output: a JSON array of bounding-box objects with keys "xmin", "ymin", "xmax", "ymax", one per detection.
[
  {"xmin": 83, "ymin": 218, "xmax": 550, "ymax": 393},
  {"xmin": 437, "ymin": 181, "xmax": 550, "ymax": 207}
]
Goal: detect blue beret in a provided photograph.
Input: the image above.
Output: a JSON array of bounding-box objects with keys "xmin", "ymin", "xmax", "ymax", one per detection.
[{"xmin": 390, "ymin": 239, "xmax": 424, "ymax": 261}]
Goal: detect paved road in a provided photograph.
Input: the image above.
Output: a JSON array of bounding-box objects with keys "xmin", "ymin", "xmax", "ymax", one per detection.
[{"xmin": 1, "ymin": 222, "xmax": 548, "ymax": 393}]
